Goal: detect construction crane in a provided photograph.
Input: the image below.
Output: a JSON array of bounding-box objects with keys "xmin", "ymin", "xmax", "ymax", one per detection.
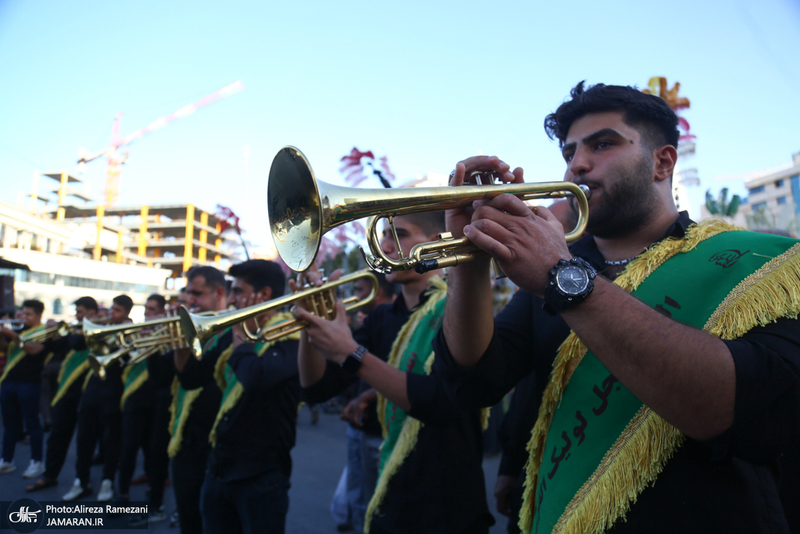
[{"xmin": 77, "ymin": 80, "xmax": 245, "ymax": 206}]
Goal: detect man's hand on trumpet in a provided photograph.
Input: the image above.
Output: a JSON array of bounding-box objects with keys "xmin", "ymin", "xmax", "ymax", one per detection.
[
  {"xmin": 466, "ymin": 194, "xmax": 570, "ymax": 297},
  {"xmin": 447, "ymin": 155, "xmax": 522, "ymax": 242},
  {"xmin": 230, "ymin": 289, "xmax": 272, "ymax": 349},
  {"xmin": 292, "ymin": 300, "xmax": 357, "ymax": 365}
]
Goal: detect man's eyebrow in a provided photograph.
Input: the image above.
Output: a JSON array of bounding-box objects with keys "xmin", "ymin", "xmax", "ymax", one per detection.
[{"xmin": 562, "ymin": 128, "xmax": 627, "ymax": 155}]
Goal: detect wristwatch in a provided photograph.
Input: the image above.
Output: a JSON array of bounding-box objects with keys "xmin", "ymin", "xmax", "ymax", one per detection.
[
  {"xmin": 543, "ymin": 257, "xmax": 597, "ymax": 316},
  {"xmin": 341, "ymin": 344, "xmax": 368, "ymax": 374}
]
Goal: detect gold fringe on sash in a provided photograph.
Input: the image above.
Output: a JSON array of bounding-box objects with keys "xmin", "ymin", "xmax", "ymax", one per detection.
[
  {"xmin": 167, "ymin": 376, "xmax": 202, "ymax": 458},
  {"xmin": 81, "ymin": 370, "xmax": 93, "ymax": 391},
  {"xmin": 208, "ymin": 314, "xmax": 299, "ymax": 447},
  {"xmin": 519, "ymin": 221, "xmax": 800, "ymax": 534},
  {"xmin": 119, "ymin": 366, "xmax": 149, "ymax": 411}
]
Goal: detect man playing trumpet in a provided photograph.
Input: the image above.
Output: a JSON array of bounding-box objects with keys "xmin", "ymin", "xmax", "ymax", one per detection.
[
  {"xmin": 171, "ymin": 266, "xmax": 228, "ymax": 534},
  {"xmin": 26, "ymin": 296, "xmax": 97, "ymax": 493},
  {"xmin": 435, "ymin": 82, "xmax": 800, "ymax": 532},
  {"xmin": 0, "ymin": 300, "xmax": 48, "ymax": 478},
  {"xmin": 295, "ymin": 212, "xmax": 495, "ymax": 534},
  {"xmin": 177, "ymin": 259, "xmax": 301, "ymax": 534}
]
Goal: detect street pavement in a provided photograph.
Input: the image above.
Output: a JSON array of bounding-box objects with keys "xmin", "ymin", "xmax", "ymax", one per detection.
[{"xmin": 1, "ymin": 406, "xmax": 509, "ymax": 533}]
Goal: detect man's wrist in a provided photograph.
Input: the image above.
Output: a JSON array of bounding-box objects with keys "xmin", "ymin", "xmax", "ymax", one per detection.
[{"xmin": 340, "ymin": 344, "xmax": 367, "ymax": 373}]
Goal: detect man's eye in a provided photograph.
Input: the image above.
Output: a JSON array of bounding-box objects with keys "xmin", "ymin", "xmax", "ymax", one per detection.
[
  {"xmin": 563, "ymin": 152, "xmax": 574, "ymax": 163},
  {"xmin": 596, "ymin": 141, "xmax": 611, "ymax": 150}
]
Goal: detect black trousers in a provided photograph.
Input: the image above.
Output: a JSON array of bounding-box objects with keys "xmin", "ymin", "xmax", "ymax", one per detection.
[
  {"xmin": 148, "ymin": 388, "xmax": 172, "ymax": 509},
  {"xmin": 171, "ymin": 442, "xmax": 210, "ymax": 534},
  {"xmin": 75, "ymin": 395, "xmax": 122, "ymax": 485},
  {"xmin": 43, "ymin": 380, "xmax": 82, "ymax": 480},
  {"xmin": 118, "ymin": 400, "xmax": 154, "ymax": 497}
]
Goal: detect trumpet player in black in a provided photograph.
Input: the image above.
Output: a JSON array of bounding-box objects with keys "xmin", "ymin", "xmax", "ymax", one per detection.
[
  {"xmin": 178, "ymin": 259, "xmax": 301, "ymax": 534},
  {"xmin": 118, "ymin": 293, "xmax": 171, "ymax": 525},
  {"xmin": 171, "ymin": 266, "xmax": 228, "ymax": 534},
  {"xmin": 26, "ymin": 296, "xmax": 97, "ymax": 493},
  {"xmin": 0, "ymin": 299, "xmax": 48, "ymax": 478},
  {"xmin": 63, "ymin": 294, "xmax": 132, "ymax": 502}
]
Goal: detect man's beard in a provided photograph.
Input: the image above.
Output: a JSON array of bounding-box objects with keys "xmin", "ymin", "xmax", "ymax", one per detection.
[{"xmin": 572, "ymin": 151, "xmax": 660, "ymax": 239}]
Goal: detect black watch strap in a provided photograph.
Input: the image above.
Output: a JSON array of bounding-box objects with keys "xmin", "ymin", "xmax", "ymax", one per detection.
[{"xmin": 341, "ymin": 345, "xmax": 368, "ymax": 374}]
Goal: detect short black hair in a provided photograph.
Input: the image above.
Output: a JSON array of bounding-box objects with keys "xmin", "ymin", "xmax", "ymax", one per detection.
[
  {"xmin": 228, "ymin": 260, "xmax": 286, "ymax": 298},
  {"xmin": 146, "ymin": 294, "xmax": 166, "ymax": 309},
  {"xmin": 544, "ymin": 81, "xmax": 680, "ymax": 150},
  {"xmin": 22, "ymin": 299, "xmax": 44, "ymax": 315},
  {"xmin": 73, "ymin": 296, "xmax": 98, "ymax": 312},
  {"xmin": 112, "ymin": 294, "xmax": 134, "ymax": 313},
  {"xmin": 402, "ymin": 211, "xmax": 446, "ymax": 237},
  {"xmin": 186, "ymin": 266, "xmax": 226, "ymax": 291}
]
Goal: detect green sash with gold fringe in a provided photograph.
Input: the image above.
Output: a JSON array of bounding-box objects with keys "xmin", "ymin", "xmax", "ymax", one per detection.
[
  {"xmin": 120, "ymin": 361, "xmax": 149, "ymax": 410},
  {"xmin": 208, "ymin": 312, "xmax": 299, "ymax": 446},
  {"xmin": 51, "ymin": 348, "xmax": 90, "ymax": 406},
  {"xmin": 364, "ymin": 277, "xmax": 491, "ymax": 533},
  {"xmin": 521, "ymin": 221, "xmax": 800, "ymax": 534},
  {"xmin": 167, "ymin": 327, "xmax": 232, "ymax": 458},
  {"xmin": 0, "ymin": 324, "xmax": 45, "ymax": 385}
]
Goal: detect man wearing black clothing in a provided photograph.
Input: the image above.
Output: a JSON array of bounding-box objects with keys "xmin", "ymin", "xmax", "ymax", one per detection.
[
  {"xmin": 437, "ymin": 82, "xmax": 800, "ymax": 532},
  {"xmin": 26, "ymin": 296, "xmax": 97, "ymax": 492},
  {"xmin": 118, "ymin": 293, "xmax": 170, "ymax": 523},
  {"xmin": 0, "ymin": 299, "xmax": 48, "ymax": 478},
  {"xmin": 296, "ymin": 212, "xmax": 495, "ymax": 534},
  {"xmin": 178, "ymin": 259, "xmax": 299, "ymax": 534},
  {"xmin": 63, "ymin": 294, "xmax": 132, "ymax": 501},
  {"xmin": 171, "ymin": 267, "xmax": 227, "ymax": 534}
]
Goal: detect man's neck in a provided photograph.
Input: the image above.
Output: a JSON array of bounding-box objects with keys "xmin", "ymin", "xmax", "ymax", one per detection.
[
  {"xmin": 400, "ymin": 270, "xmax": 441, "ymax": 310},
  {"xmin": 594, "ymin": 209, "xmax": 680, "ymax": 263}
]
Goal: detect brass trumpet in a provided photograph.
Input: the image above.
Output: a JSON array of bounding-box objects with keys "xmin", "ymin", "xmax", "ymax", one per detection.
[
  {"xmin": 86, "ymin": 316, "xmax": 200, "ymax": 378},
  {"xmin": 179, "ymin": 270, "xmax": 379, "ymax": 358},
  {"xmin": 268, "ymin": 146, "xmax": 590, "ymax": 274},
  {"xmin": 88, "ymin": 345, "xmax": 133, "ymax": 379},
  {"xmin": 19, "ymin": 321, "xmax": 71, "ymax": 344}
]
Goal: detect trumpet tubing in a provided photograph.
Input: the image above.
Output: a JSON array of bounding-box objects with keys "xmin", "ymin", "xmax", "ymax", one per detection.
[
  {"xmin": 268, "ymin": 146, "xmax": 590, "ymax": 274},
  {"xmin": 88, "ymin": 346, "xmax": 132, "ymax": 379},
  {"xmin": 19, "ymin": 321, "xmax": 70, "ymax": 344}
]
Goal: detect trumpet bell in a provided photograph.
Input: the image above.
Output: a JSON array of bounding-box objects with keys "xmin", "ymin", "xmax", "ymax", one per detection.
[{"xmin": 269, "ymin": 147, "xmax": 323, "ymax": 273}]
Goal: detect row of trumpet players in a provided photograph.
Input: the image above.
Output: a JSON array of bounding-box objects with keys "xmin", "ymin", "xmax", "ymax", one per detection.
[{"xmin": 83, "ymin": 270, "xmax": 378, "ymax": 379}]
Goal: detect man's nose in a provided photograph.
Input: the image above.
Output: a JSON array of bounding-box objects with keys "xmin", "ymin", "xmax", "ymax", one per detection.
[{"xmin": 568, "ymin": 147, "xmax": 592, "ymax": 177}]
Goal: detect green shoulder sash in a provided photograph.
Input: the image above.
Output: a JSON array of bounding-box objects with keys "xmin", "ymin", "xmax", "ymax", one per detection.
[
  {"xmin": 521, "ymin": 221, "xmax": 800, "ymax": 534},
  {"xmin": 120, "ymin": 361, "xmax": 149, "ymax": 410},
  {"xmin": 365, "ymin": 277, "xmax": 491, "ymax": 532},
  {"xmin": 0, "ymin": 324, "xmax": 45, "ymax": 385},
  {"xmin": 51, "ymin": 348, "xmax": 90, "ymax": 406},
  {"xmin": 167, "ymin": 328, "xmax": 231, "ymax": 458},
  {"xmin": 208, "ymin": 312, "xmax": 299, "ymax": 447}
]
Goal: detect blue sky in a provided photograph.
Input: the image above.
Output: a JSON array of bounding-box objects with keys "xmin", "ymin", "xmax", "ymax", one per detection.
[{"xmin": 1, "ymin": 0, "xmax": 798, "ymax": 249}]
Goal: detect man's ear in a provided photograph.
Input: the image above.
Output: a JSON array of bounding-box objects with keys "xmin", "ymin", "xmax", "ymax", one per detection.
[
  {"xmin": 653, "ymin": 145, "xmax": 678, "ymax": 183},
  {"xmin": 260, "ymin": 287, "xmax": 273, "ymax": 302}
]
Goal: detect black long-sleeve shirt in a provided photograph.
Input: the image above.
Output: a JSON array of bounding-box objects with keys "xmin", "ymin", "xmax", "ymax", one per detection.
[
  {"xmin": 174, "ymin": 331, "xmax": 230, "ymax": 456},
  {"xmin": 179, "ymin": 335, "xmax": 300, "ymax": 482},
  {"xmin": 432, "ymin": 213, "xmax": 800, "ymax": 533},
  {"xmin": 303, "ymin": 289, "xmax": 495, "ymax": 534}
]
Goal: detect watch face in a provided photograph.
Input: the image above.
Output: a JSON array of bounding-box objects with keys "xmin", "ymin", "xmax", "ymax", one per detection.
[{"xmin": 556, "ymin": 265, "xmax": 589, "ymax": 295}]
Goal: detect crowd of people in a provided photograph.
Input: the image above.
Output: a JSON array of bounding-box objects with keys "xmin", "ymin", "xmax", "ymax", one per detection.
[{"xmin": 1, "ymin": 81, "xmax": 799, "ymax": 534}]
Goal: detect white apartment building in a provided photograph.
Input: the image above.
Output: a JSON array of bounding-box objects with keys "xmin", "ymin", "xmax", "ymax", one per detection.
[{"xmin": 738, "ymin": 151, "xmax": 800, "ymax": 233}]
